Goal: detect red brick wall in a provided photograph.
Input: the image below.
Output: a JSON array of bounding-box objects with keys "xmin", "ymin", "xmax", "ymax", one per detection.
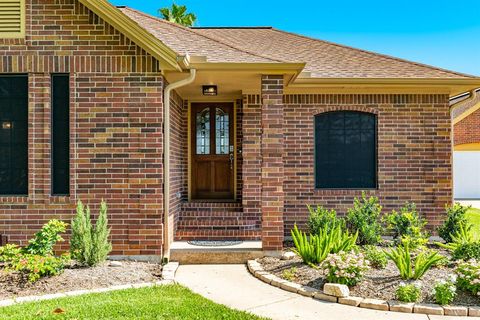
[
  {"xmin": 0, "ymin": 0, "xmax": 166, "ymax": 256},
  {"xmin": 454, "ymin": 108, "xmax": 480, "ymax": 146},
  {"xmin": 282, "ymin": 94, "xmax": 452, "ymax": 234}
]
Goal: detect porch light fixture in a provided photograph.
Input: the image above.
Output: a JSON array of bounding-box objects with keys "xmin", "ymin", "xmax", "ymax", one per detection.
[
  {"xmin": 2, "ymin": 121, "xmax": 12, "ymax": 130},
  {"xmin": 202, "ymin": 85, "xmax": 217, "ymax": 96}
]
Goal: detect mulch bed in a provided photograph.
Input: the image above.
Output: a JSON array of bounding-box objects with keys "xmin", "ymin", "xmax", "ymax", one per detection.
[
  {"xmin": 0, "ymin": 261, "xmax": 162, "ymax": 300},
  {"xmin": 258, "ymin": 247, "xmax": 480, "ymax": 307}
]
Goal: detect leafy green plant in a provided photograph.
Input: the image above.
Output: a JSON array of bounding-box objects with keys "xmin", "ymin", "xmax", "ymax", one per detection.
[
  {"xmin": 432, "ymin": 276, "xmax": 457, "ymax": 305},
  {"xmin": 452, "ymin": 242, "xmax": 480, "ymax": 261},
  {"xmin": 281, "ymin": 267, "xmax": 297, "ymax": 281},
  {"xmin": 307, "ymin": 205, "xmax": 344, "ymax": 235},
  {"xmin": 0, "ymin": 244, "xmax": 21, "ymax": 263},
  {"xmin": 346, "ymin": 192, "xmax": 383, "ymax": 245},
  {"xmin": 23, "ymin": 220, "xmax": 67, "ymax": 256},
  {"xmin": 383, "ymin": 203, "xmax": 429, "ymax": 248},
  {"xmin": 321, "ymin": 251, "xmax": 369, "ymax": 286},
  {"xmin": 396, "ymin": 282, "xmax": 421, "ymax": 302},
  {"xmin": 438, "ymin": 203, "xmax": 472, "ymax": 243},
  {"xmin": 385, "ymin": 244, "xmax": 443, "ymax": 280},
  {"xmin": 455, "ymin": 259, "xmax": 480, "ymax": 295},
  {"xmin": 158, "ymin": 3, "xmax": 197, "ymax": 26},
  {"xmin": 70, "ymin": 200, "xmax": 112, "ymax": 266},
  {"xmin": 291, "ymin": 224, "xmax": 357, "ymax": 265},
  {"xmin": 436, "ymin": 223, "xmax": 475, "ymax": 252},
  {"xmin": 363, "ymin": 245, "xmax": 388, "ymax": 269},
  {"xmin": 7, "ymin": 253, "xmax": 70, "ymax": 282}
]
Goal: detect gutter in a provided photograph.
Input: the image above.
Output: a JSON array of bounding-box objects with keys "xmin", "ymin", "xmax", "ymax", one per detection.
[{"xmin": 163, "ymin": 67, "xmax": 197, "ymax": 260}]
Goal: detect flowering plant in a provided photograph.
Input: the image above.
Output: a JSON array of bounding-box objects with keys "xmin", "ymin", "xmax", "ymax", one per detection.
[
  {"xmin": 320, "ymin": 250, "xmax": 369, "ymax": 286},
  {"xmin": 396, "ymin": 282, "xmax": 421, "ymax": 302},
  {"xmin": 455, "ymin": 259, "xmax": 480, "ymax": 296},
  {"xmin": 432, "ymin": 275, "xmax": 457, "ymax": 305}
]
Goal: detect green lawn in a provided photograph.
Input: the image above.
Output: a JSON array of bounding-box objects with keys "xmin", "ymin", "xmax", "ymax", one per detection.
[
  {"xmin": 466, "ymin": 207, "xmax": 480, "ymax": 240},
  {"xmin": 0, "ymin": 285, "xmax": 266, "ymax": 320}
]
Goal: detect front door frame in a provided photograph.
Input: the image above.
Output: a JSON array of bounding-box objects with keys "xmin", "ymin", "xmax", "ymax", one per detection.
[{"xmin": 188, "ymin": 100, "xmax": 237, "ymax": 201}]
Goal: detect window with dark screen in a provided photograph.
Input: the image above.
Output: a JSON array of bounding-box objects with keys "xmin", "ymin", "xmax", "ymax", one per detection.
[
  {"xmin": 315, "ymin": 111, "xmax": 377, "ymax": 189},
  {"xmin": 51, "ymin": 74, "xmax": 70, "ymax": 195},
  {"xmin": 0, "ymin": 75, "xmax": 28, "ymax": 195}
]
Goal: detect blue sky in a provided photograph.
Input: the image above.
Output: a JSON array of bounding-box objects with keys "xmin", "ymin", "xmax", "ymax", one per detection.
[{"xmin": 111, "ymin": 0, "xmax": 480, "ymax": 76}]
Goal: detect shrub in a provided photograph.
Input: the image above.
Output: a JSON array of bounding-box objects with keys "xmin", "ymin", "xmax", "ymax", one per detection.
[
  {"xmin": 307, "ymin": 205, "xmax": 344, "ymax": 235},
  {"xmin": 291, "ymin": 224, "xmax": 357, "ymax": 265},
  {"xmin": 70, "ymin": 200, "xmax": 112, "ymax": 266},
  {"xmin": 452, "ymin": 242, "xmax": 480, "ymax": 261},
  {"xmin": 346, "ymin": 192, "xmax": 383, "ymax": 245},
  {"xmin": 23, "ymin": 220, "xmax": 67, "ymax": 256},
  {"xmin": 432, "ymin": 276, "xmax": 457, "ymax": 305},
  {"xmin": 0, "ymin": 244, "xmax": 22, "ymax": 263},
  {"xmin": 8, "ymin": 253, "xmax": 70, "ymax": 282},
  {"xmin": 455, "ymin": 259, "xmax": 480, "ymax": 295},
  {"xmin": 383, "ymin": 202, "xmax": 429, "ymax": 248},
  {"xmin": 438, "ymin": 203, "xmax": 472, "ymax": 243},
  {"xmin": 396, "ymin": 282, "xmax": 421, "ymax": 302},
  {"xmin": 363, "ymin": 245, "xmax": 388, "ymax": 269},
  {"xmin": 320, "ymin": 250, "xmax": 369, "ymax": 286},
  {"xmin": 385, "ymin": 244, "xmax": 443, "ymax": 280},
  {"xmin": 436, "ymin": 223, "xmax": 474, "ymax": 252}
]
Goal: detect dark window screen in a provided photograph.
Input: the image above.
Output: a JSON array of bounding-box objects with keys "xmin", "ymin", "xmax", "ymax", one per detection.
[
  {"xmin": 0, "ymin": 75, "xmax": 28, "ymax": 195},
  {"xmin": 315, "ymin": 111, "xmax": 377, "ymax": 189},
  {"xmin": 51, "ymin": 74, "xmax": 70, "ymax": 195}
]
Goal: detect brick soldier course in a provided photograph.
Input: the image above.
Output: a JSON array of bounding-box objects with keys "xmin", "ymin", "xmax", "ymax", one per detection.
[{"xmin": 0, "ymin": 0, "xmax": 479, "ymax": 258}]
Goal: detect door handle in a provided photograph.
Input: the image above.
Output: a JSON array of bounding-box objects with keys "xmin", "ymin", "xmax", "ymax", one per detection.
[{"xmin": 229, "ymin": 153, "xmax": 234, "ymax": 169}]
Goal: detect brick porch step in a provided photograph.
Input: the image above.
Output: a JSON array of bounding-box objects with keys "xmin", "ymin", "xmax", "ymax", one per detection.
[
  {"xmin": 169, "ymin": 241, "xmax": 264, "ymax": 264},
  {"xmin": 174, "ymin": 202, "xmax": 262, "ymax": 241}
]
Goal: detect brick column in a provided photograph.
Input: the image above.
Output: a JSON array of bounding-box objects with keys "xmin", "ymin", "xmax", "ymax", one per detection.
[{"xmin": 261, "ymin": 75, "xmax": 284, "ymax": 253}]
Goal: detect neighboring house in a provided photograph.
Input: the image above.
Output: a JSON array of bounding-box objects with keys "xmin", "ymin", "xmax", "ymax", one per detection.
[
  {"xmin": 452, "ymin": 89, "xmax": 480, "ymax": 199},
  {"xmin": 0, "ymin": 0, "xmax": 479, "ymax": 260}
]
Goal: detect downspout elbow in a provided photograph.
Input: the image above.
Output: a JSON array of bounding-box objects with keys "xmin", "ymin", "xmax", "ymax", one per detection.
[{"xmin": 163, "ymin": 68, "xmax": 196, "ymax": 260}]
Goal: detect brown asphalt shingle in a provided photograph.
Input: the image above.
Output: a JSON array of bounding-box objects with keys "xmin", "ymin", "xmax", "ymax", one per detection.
[{"xmin": 118, "ymin": 6, "xmax": 477, "ymax": 79}]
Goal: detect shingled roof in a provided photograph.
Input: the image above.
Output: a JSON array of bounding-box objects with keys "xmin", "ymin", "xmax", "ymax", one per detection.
[{"xmin": 118, "ymin": 6, "xmax": 477, "ymax": 79}]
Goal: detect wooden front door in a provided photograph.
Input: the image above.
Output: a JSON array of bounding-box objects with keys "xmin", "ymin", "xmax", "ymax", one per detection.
[{"xmin": 191, "ymin": 103, "xmax": 234, "ymax": 200}]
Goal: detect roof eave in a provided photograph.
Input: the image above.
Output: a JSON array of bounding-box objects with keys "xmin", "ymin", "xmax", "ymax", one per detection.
[{"xmin": 78, "ymin": 0, "xmax": 181, "ymax": 71}]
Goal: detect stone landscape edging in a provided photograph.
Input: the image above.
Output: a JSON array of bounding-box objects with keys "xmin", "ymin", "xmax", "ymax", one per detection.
[
  {"xmin": 247, "ymin": 260, "xmax": 480, "ymax": 317},
  {"xmin": 0, "ymin": 262, "xmax": 179, "ymax": 309}
]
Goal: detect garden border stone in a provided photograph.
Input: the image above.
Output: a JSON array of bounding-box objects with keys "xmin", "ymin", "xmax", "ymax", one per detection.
[
  {"xmin": 0, "ymin": 262, "xmax": 179, "ymax": 309},
  {"xmin": 247, "ymin": 259, "xmax": 474, "ymax": 317}
]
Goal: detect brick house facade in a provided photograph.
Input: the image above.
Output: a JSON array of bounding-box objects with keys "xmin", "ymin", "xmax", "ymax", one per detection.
[{"xmin": 0, "ymin": 0, "xmax": 479, "ymax": 258}]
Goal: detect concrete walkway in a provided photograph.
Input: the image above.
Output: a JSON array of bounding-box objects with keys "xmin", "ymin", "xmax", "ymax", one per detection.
[{"xmin": 176, "ymin": 264, "xmax": 479, "ymax": 320}]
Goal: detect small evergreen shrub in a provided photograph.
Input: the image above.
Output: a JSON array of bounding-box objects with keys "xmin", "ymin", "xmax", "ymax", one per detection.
[
  {"xmin": 363, "ymin": 245, "xmax": 388, "ymax": 269},
  {"xmin": 438, "ymin": 203, "xmax": 472, "ymax": 243},
  {"xmin": 396, "ymin": 282, "xmax": 421, "ymax": 302},
  {"xmin": 383, "ymin": 203, "xmax": 429, "ymax": 248},
  {"xmin": 70, "ymin": 200, "xmax": 112, "ymax": 266},
  {"xmin": 0, "ymin": 244, "xmax": 21, "ymax": 263},
  {"xmin": 432, "ymin": 276, "xmax": 457, "ymax": 305},
  {"xmin": 452, "ymin": 242, "xmax": 480, "ymax": 261},
  {"xmin": 321, "ymin": 251, "xmax": 369, "ymax": 286},
  {"xmin": 455, "ymin": 259, "xmax": 480, "ymax": 295},
  {"xmin": 307, "ymin": 205, "xmax": 344, "ymax": 235},
  {"xmin": 345, "ymin": 192, "xmax": 383, "ymax": 245},
  {"xmin": 8, "ymin": 253, "xmax": 70, "ymax": 282},
  {"xmin": 23, "ymin": 220, "xmax": 67, "ymax": 256}
]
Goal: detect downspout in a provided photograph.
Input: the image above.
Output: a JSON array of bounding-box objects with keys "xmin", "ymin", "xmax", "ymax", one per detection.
[
  {"xmin": 163, "ymin": 68, "xmax": 197, "ymax": 260},
  {"xmin": 449, "ymin": 88, "xmax": 479, "ymax": 201}
]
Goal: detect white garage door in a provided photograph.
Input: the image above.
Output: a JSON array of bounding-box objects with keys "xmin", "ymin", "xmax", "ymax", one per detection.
[{"xmin": 454, "ymin": 151, "xmax": 480, "ymax": 199}]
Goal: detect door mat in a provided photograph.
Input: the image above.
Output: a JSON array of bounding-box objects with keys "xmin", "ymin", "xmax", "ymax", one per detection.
[{"xmin": 187, "ymin": 240, "xmax": 243, "ymax": 247}]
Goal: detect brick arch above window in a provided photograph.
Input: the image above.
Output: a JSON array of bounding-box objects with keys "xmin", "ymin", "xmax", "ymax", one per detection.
[{"xmin": 310, "ymin": 105, "xmax": 378, "ymax": 117}]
